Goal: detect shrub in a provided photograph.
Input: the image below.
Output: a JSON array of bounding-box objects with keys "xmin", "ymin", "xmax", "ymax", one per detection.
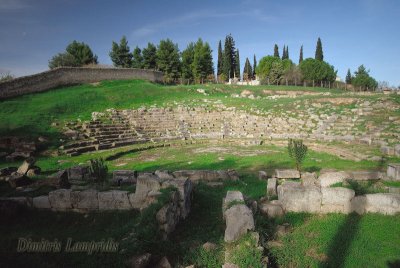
[
  {"xmin": 88, "ymin": 158, "xmax": 108, "ymax": 184},
  {"xmin": 288, "ymin": 139, "xmax": 308, "ymax": 176}
]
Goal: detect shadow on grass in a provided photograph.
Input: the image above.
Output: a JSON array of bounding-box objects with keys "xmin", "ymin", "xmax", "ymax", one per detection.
[
  {"xmin": 322, "ymin": 213, "xmax": 362, "ymax": 268},
  {"xmin": 387, "ymin": 260, "xmax": 400, "ymax": 267}
]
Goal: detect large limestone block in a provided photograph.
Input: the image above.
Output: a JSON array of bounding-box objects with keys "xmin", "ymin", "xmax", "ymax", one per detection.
[
  {"xmin": 258, "ymin": 171, "xmax": 268, "ymax": 180},
  {"xmin": 278, "ymin": 184, "xmax": 321, "ymax": 213},
  {"xmin": 321, "ymin": 187, "xmax": 355, "ymax": 213},
  {"xmin": 155, "ymin": 170, "xmax": 175, "ymax": 180},
  {"xmin": 350, "ymin": 171, "xmax": 381, "ymax": 181},
  {"xmin": 162, "ymin": 178, "xmax": 193, "ymax": 219},
  {"xmin": 302, "ymin": 172, "xmax": 319, "ymax": 186},
  {"xmin": 131, "ymin": 174, "xmax": 162, "ymax": 209},
  {"xmin": 364, "ymin": 193, "xmax": 400, "ymax": 215},
  {"xmin": 319, "ymin": 171, "xmax": 350, "ymax": 187},
  {"xmin": 67, "ymin": 165, "xmax": 89, "ymax": 181},
  {"xmin": 387, "ymin": 164, "xmax": 400, "ymax": 181},
  {"xmin": 48, "ymin": 189, "xmax": 72, "ymax": 211},
  {"xmin": 172, "ymin": 169, "xmax": 238, "ymax": 182},
  {"xmin": 98, "ymin": 190, "xmax": 131, "ymax": 210},
  {"xmin": 32, "ymin": 195, "xmax": 51, "ymax": 209},
  {"xmin": 17, "ymin": 157, "xmax": 36, "ymax": 175},
  {"xmin": 222, "ymin": 191, "xmax": 244, "ymax": 217},
  {"xmin": 350, "ymin": 196, "xmax": 367, "ymax": 214},
  {"xmin": 71, "ymin": 189, "xmax": 99, "ymax": 210},
  {"xmin": 113, "ymin": 170, "xmax": 137, "ymax": 185},
  {"xmin": 395, "ymin": 144, "xmax": 400, "ymax": 157},
  {"xmin": 267, "ymin": 178, "xmax": 277, "ymax": 197},
  {"xmin": 274, "ymin": 169, "xmax": 300, "ymax": 179},
  {"xmin": 224, "ymin": 204, "xmax": 255, "ymax": 242},
  {"xmin": 259, "ymin": 201, "xmax": 284, "ymax": 218}
]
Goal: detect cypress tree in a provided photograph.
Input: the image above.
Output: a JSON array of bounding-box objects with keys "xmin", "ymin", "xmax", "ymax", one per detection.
[
  {"xmin": 253, "ymin": 54, "xmax": 257, "ymax": 79},
  {"xmin": 223, "ymin": 34, "xmax": 235, "ymax": 79},
  {"xmin": 345, "ymin": 69, "xmax": 352, "ymax": 84},
  {"xmin": 243, "ymin": 57, "xmax": 253, "ymax": 81},
  {"xmin": 315, "ymin": 37, "xmax": 323, "ymax": 61},
  {"xmin": 274, "ymin": 44, "xmax": 279, "ymax": 58},
  {"xmin": 217, "ymin": 40, "xmax": 223, "ymax": 76},
  {"xmin": 286, "ymin": 46, "xmax": 289, "ymax": 60},
  {"xmin": 234, "ymin": 49, "xmax": 240, "ymax": 78},
  {"xmin": 299, "ymin": 45, "xmax": 303, "ymax": 64},
  {"xmin": 282, "ymin": 45, "xmax": 286, "ymax": 60}
]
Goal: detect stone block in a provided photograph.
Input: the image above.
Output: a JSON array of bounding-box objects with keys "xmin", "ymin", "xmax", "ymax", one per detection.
[
  {"xmin": 364, "ymin": 193, "xmax": 400, "ymax": 215},
  {"xmin": 48, "ymin": 189, "xmax": 72, "ymax": 211},
  {"xmin": 350, "ymin": 171, "xmax": 382, "ymax": 181},
  {"xmin": 302, "ymin": 172, "xmax": 319, "ymax": 186},
  {"xmin": 395, "ymin": 144, "xmax": 400, "ymax": 157},
  {"xmin": 319, "ymin": 171, "xmax": 350, "ymax": 187},
  {"xmin": 258, "ymin": 171, "xmax": 268, "ymax": 180},
  {"xmin": 67, "ymin": 165, "xmax": 89, "ymax": 181},
  {"xmin": 267, "ymin": 178, "xmax": 277, "ymax": 197},
  {"xmin": 278, "ymin": 184, "xmax": 321, "ymax": 213},
  {"xmin": 321, "ymin": 187, "xmax": 355, "ymax": 213},
  {"xmin": 274, "ymin": 169, "xmax": 300, "ymax": 179},
  {"xmin": 224, "ymin": 204, "xmax": 254, "ymax": 242},
  {"xmin": 71, "ymin": 189, "xmax": 98, "ymax": 210},
  {"xmin": 98, "ymin": 190, "xmax": 131, "ymax": 210},
  {"xmin": 387, "ymin": 164, "xmax": 400, "ymax": 181},
  {"xmin": 32, "ymin": 195, "xmax": 51, "ymax": 209},
  {"xmin": 259, "ymin": 201, "xmax": 284, "ymax": 218},
  {"xmin": 113, "ymin": 170, "xmax": 137, "ymax": 185},
  {"xmin": 380, "ymin": 146, "xmax": 395, "ymax": 156}
]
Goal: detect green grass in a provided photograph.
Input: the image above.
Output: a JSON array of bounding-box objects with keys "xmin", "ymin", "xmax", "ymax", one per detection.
[{"xmin": 269, "ymin": 213, "xmax": 400, "ymax": 268}]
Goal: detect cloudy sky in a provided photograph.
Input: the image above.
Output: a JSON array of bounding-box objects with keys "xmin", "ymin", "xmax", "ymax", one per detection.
[{"xmin": 1, "ymin": 0, "xmax": 399, "ymax": 85}]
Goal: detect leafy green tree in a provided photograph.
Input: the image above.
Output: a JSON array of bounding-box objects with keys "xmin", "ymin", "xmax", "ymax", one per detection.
[
  {"xmin": 299, "ymin": 58, "xmax": 336, "ymax": 83},
  {"xmin": 299, "ymin": 45, "xmax": 303, "ymax": 64},
  {"xmin": 345, "ymin": 69, "xmax": 352, "ymax": 84},
  {"xmin": 192, "ymin": 39, "xmax": 214, "ymax": 83},
  {"xmin": 48, "ymin": 52, "xmax": 79, "ymax": 69},
  {"xmin": 252, "ymin": 54, "xmax": 257, "ymax": 79},
  {"xmin": 109, "ymin": 36, "xmax": 132, "ymax": 68},
  {"xmin": 282, "ymin": 59, "xmax": 294, "ymax": 72},
  {"xmin": 217, "ymin": 40, "xmax": 223, "ymax": 76},
  {"xmin": 243, "ymin": 57, "xmax": 253, "ymax": 81},
  {"xmin": 274, "ymin": 44, "xmax": 279, "ymax": 58},
  {"xmin": 315, "ymin": 37, "xmax": 323, "ymax": 61},
  {"xmin": 352, "ymin": 65, "xmax": 378, "ymax": 90},
  {"xmin": 255, "ymin": 55, "xmax": 281, "ymax": 80},
  {"xmin": 234, "ymin": 49, "xmax": 240, "ymax": 78},
  {"xmin": 283, "ymin": 64, "xmax": 302, "ymax": 84},
  {"xmin": 142, "ymin": 42, "xmax": 157, "ymax": 70},
  {"xmin": 131, "ymin": 46, "xmax": 143, "ymax": 68},
  {"xmin": 269, "ymin": 61, "xmax": 284, "ymax": 84},
  {"xmin": 223, "ymin": 34, "xmax": 236, "ymax": 79},
  {"xmin": 181, "ymin": 42, "xmax": 195, "ymax": 81},
  {"xmin": 288, "ymin": 139, "xmax": 308, "ymax": 177},
  {"xmin": 156, "ymin": 39, "xmax": 181, "ymax": 82},
  {"xmin": 66, "ymin": 40, "xmax": 98, "ymax": 66}
]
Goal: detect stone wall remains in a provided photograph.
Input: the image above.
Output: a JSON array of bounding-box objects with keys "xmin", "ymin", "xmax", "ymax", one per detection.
[{"xmin": 0, "ymin": 67, "xmax": 164, "ymax": 99}]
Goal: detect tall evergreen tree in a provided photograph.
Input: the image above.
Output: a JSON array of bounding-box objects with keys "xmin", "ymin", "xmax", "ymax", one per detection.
[
  {"xmin": 286, "ymin": 46, "xmax": 289, "ymax": 60},
  {"xmin": 253, "ymin": 54, "xmax": 257, "ymax": 79},
  {"xmin": 234, "ymin": 49, "xmax": 240, "ymax": 78},
  {"xmin": 274, "ymin": 44, "xmax": 279, "ymax": 58},
  {"xmin": 109, "ymin": 36, "xmax": 132, "ymax": 68},
  {"xmin": 142, "ymin": 42, "xmax": 157, "ymax": 69},
  {"xmin": 243, "ymin": 57, "xmax": 253, "ymax": 81},
  {"xmin": 181, "ymin": 42, "xmax": 195, "ymax": 81},
  {"xmin": 131, "ymin": 46, "xmax": 143, "ymax": 68},
  {"xmin": 282, "ymin": 45, "xmax": 286, "ymax": 60},
  {"xmin": 315, "ymin": 37, "xmax": 324, "ymax": 61},
  {"xmin": 217, "ymin": 40, "xmax": 223, "ymax": 76},
  {"xmin": 156, "ymin": 39, "xmax": 181, "ymax": 82},
  {"xmin": 299, "ymin": 45, "xmax": 303, "ymax": 64},
  {"xmin": 223, "ymin": 34, "xmax": 236, "ymax": 79},
  {"xmin": 345, "ymin": 69, "xmax": 352, "ymax": 84}
]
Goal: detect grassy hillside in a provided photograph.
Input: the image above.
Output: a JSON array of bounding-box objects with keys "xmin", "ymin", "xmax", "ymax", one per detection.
[{"xmin": 2, "ymin": 79, "xmax": 393, "ymax": 143}]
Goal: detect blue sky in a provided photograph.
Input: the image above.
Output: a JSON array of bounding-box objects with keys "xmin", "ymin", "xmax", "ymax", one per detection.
[{"xmin": 1, "ymin": 0, "xmax": 399, "ymax": 85}]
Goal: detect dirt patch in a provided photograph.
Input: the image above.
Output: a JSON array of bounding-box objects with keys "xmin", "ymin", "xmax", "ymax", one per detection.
[
  {"xmin": 306, "ymin": 247, "xmax": 328, "ymax": 262},
  {"xmin": 240, "ymin": 90, "xmax": 253, "ymax": 97}
]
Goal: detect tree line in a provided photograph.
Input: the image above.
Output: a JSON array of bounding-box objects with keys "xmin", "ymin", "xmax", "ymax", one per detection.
[{"xmin": 48, "ymin": 36, "xmax": 378, "ymax": 90}]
